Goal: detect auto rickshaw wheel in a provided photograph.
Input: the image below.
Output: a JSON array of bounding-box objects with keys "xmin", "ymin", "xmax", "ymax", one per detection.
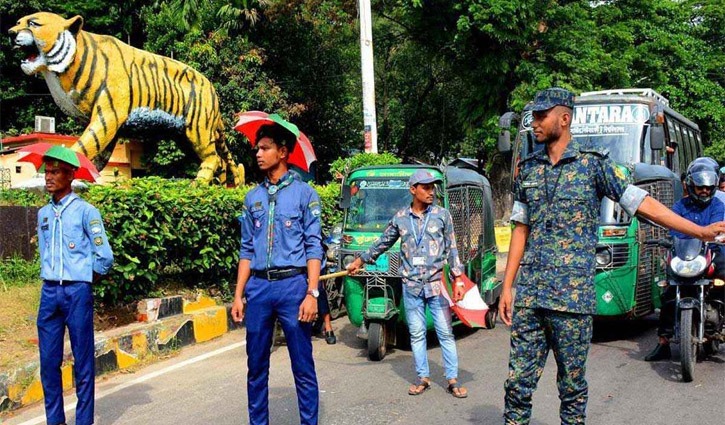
[
  {"xmin": 485, "ymin": 308, "xmax": 498, "ymax": 329},
  {"xmin": 368, "ymin": 322, "xmax": 387, "ymax": 361}
]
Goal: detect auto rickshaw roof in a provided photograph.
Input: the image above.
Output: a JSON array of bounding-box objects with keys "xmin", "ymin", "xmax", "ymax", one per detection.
[
  {"xmin": 346, "ymin": 164, "xmax": 443, "ymax": 181},
  {"xmin": 445, "ymin": 165, "xmax": 491, "ymax": 189}
]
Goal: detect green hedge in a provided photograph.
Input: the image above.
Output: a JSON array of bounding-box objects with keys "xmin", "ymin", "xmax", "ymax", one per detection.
[
  {"xmin": 2, "ymin": 178, "xmax": 343, "ymax": 304},
  {"xmin": 87, "ymin": 178, "xmax": 342, "ymax": 303}
]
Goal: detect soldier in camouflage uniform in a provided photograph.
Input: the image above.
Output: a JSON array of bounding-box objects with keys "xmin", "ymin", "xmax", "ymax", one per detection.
[{"xmin": 499, "ymin": 88, "xmax": 725, "ymax": 424}]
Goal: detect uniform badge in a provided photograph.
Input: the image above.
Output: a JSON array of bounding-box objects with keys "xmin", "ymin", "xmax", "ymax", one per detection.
[
  {"xmin": 89, "ymin": 219, "xmax": 101, "ymax": 226},
  {"xmin": 41, "ymin": 224, "xmax": 49, "ymax": 230},
  {"xmin": 268, "ymin": 185, "xmax": 279, "ymax": 195},
  {"xmin": 312, "ymin": 208, "xmax": 321, "ymax": 217},
  {"xmin": 94, "ymin": 237, "xmax": 103, "ymax": 246},
  {"xmin": 68, "ymin": 242, "xmax": 76, "ymax": 249},
  {"xmin": 91, "ymin": 226, "xmax": 102, "ymax": 234},
  {"xmin": 521, "ymin": 180, "xmax": 539, "ymax": 188},
  {"xmin": 43, "ymin": 217, "xmax": 48, "ymax": 223},
  {"xmin": 255, "ymin": 220, "xmax": 261, "ymax": 228},
  {"xmin": 285, "ymin": 220, "xmax": 292, "ymax": 228}
]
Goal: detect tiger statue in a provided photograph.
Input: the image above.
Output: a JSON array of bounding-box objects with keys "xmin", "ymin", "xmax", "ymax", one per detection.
[{"xmin": 9, "ymin": 12, "xmax": 243, "ymax": 185}]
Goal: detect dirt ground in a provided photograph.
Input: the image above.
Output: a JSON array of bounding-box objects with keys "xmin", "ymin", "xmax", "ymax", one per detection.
[{"xmin": 0, "ymin": 284, "xmax": 137, "ymax": 373}]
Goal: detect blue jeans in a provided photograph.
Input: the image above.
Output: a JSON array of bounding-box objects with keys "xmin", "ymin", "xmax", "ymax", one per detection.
[{"xmin": 403, "ymin": 289, "xmax": 459, "ymax": 381}]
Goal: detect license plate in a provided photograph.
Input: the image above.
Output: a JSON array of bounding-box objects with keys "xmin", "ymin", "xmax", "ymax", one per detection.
[{"xmin": 366, "ymin": 253, "xmax": 389, "ymax": 272}]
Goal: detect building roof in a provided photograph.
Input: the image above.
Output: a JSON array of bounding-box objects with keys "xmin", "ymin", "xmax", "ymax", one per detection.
[{"xmin": 1, "ymin": 133, "xmax": 78, "ymax": 147}]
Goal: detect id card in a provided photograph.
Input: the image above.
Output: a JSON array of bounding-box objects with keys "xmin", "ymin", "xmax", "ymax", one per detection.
[{"xmin": 412, "ymin": 256, "xmax": 425, "ymax": 266}]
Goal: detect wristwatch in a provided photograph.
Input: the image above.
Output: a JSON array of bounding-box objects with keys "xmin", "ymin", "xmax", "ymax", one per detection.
[{"xmin": 307, "ymin": 289, "xmax": 320, "ymax": 298}]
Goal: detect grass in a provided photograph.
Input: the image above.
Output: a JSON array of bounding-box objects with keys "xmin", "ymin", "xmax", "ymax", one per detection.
[{"xmin": 0, "ymin": 282, "xmax": 41, "ymax": 371}]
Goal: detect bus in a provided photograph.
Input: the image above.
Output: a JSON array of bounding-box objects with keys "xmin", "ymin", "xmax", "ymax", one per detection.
[{"xmin": 498, "ymin": 88, "xmax": 704, "ymax": 318}]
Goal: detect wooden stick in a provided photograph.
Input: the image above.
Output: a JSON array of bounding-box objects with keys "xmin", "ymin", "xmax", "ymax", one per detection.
[{"xmin": 319, "ymin": 270, "xmax": 350, "ymax": 280}]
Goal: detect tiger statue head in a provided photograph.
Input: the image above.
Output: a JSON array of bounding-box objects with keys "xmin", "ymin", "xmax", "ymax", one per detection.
[{"xmin": 9, "ymin": 12, "xmax": 83, "ymax": 76}]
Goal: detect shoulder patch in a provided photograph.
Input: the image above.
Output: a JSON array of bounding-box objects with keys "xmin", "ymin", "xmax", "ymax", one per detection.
[{"xmin": 94, "ymin": 237, "xmax": 104, "ymax": 246}]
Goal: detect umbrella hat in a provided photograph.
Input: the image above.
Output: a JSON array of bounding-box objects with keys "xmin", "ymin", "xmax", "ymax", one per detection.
[
  {"xmin": 42, "ymin": 145, "xmax": 80, "ymax": 168},
  {"xmin": 269, "ymin": 114, "xmax": 300, "ymax": 139}
]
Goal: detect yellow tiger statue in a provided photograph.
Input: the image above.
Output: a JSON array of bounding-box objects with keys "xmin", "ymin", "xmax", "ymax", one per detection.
[{"xmin": 9, "ymin": 12, "xmax": 243, "ymax": 185}]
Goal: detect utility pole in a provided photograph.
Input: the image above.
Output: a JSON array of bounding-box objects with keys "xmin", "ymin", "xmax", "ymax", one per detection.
[{"xmin": 359, "ymin": 0, "xmax": 378, "ymax": 153}]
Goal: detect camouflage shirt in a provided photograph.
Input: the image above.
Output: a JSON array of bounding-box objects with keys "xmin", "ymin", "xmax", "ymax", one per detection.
[
  {"xmin": 361, "ymin": 205, "xmax": 464, "ymax": 297},
  {"xmin": 510, "ymin": 138, "xmax": 648, "ymax": 314}
]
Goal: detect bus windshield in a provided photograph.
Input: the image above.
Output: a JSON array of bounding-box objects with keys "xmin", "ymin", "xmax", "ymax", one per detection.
[
  {"xmin": 344, "ymin": 179, "xmax": 412, "ymax": 232},
  {"xmin": 519, "ymin": 103, "xmax": 649, "ymax": 165}
]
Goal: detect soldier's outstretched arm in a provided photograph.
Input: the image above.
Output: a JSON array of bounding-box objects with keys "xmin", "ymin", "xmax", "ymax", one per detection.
[
  {"xmin": 636, "ymin": 196, "xmax": 725, "ymax": 241},
  {"xmin": 500, "ymin": 222, "xmax": 529, "ymax": 326}
]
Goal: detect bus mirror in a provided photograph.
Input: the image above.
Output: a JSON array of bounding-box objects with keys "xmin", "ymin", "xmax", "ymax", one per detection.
[
  {"xmin": 498, "ymin": 130, "xmax": 512, "ymax": 153},
  {"xmin": 340, "ymin": 185, "xmax": 351, "ymax": 209},
  {"xmin": 650, "ymin": 126, "xmax": 665, "ymax": 151}
]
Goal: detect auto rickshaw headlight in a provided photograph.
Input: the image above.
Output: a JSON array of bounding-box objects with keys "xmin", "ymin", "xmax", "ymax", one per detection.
[
  {"xmin": 342, "ymin": 254, "xmax": 355, "ymax": 269},
  {"xmin": 595, "ymin": 247, "xmax": 612, "ymax": 267}
]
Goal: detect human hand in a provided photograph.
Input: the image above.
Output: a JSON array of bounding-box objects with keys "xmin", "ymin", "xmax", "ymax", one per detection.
[
  {"xmin": 346, "ymin": 257, "xmax": 364, "ymax": 275},
  {"xmin": 298, "ymin": 295, "xmax": 318, "ymax": 322},
  {"xmin": 231, "ymin": 297, "xmax": 246, "ymax": 323},
  {"xmin": 453, "ymin": 283, "xmax": 465, "ymax": 302},
  {"xmin": 702, "ymin": 222, "xmax": 725, "ymax": 241},
  {"xmin": 499, "ymin": 288, "xmax": 514, "ymax": 326}
]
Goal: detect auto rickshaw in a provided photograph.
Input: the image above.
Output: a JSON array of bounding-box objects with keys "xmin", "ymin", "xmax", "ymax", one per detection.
[{"xmin": 337, "ymin": 164, "xmax": 500, "ymax": 361}]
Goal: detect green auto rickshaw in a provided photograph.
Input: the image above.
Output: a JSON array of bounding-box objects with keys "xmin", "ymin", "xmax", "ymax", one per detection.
[{"xmin": 337, "ymin": 164, "xmax": 500, "ymax": 361}]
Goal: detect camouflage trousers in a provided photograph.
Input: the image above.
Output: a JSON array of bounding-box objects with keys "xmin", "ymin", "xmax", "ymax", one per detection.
[{"xmin": 503, "ymin": 307, "xmax": 593, "ymax": 425}]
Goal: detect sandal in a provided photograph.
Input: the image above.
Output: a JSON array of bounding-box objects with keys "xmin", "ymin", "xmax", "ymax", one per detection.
[
  {"xmin": 447, "ymin": 381, "xmax": 468, "ymax": 399},
  {"xmin": 408, "ymin": 378, "xmax": 431, "ymax": 395}
]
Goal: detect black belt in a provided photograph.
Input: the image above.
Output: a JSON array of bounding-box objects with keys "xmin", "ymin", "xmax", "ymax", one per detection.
[{"xmin": 252, "ymin": 267, "xmax": 306, "ymax": 281}]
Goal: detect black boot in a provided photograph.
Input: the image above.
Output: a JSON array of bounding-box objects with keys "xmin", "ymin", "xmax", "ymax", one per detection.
[
  {"xmin": 644, "ymin": 343, "xmax": 671, "ymax": 361},
  {"xmin": 325, "ymin": 330, "xmax": 337, "ymax": 345}
]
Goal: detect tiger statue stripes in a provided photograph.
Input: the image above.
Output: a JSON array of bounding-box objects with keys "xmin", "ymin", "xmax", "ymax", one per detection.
[{"xmin": 9, "ymin": 12, "xmax": 243, "ymax": 185}]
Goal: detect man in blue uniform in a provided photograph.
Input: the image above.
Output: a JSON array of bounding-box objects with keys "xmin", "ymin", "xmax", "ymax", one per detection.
[
  {"xmin": 645, "ymin": 157, "xmax": 725, "ymax": 361},
  {"xmin": 499, "ymin": 88, "xmax": 725, "ymax": 424},
  {"xmin": 346, "ymin": 169, "xmax": 469, "ymax": 398},
  {"xmin": 231, "ymin": 120, "xmax": 323, "ymax": 425},
  {"xmin": 36, "ymin": 145, "xmax": 114, "ymax": 425}
]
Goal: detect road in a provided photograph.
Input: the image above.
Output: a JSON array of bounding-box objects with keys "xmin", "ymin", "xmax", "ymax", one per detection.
[{"xmin": 3, "ymin": 312, "xmax": 724, "ymax": 425}]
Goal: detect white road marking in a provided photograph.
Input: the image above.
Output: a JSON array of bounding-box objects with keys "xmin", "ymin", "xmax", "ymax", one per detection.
[{"xmin": 14, "ymin": 341, "xmax": 246, "ymax": 425}]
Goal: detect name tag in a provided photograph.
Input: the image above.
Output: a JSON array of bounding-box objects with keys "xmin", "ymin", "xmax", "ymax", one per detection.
[
  {"xmin": 412, "ymin": 256, "xmax": 425, "ymax": 266},
  {"xmin": 521, "ymin": 180, "xmax": 539, "ymax": 188}
]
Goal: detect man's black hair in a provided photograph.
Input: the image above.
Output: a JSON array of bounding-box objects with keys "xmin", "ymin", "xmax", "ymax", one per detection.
[{"xmin": 256, "ymin": 123, "xmax": 297, "ymax": 151}]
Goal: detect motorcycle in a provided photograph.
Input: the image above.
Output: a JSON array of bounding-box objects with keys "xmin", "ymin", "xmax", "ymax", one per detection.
[{"xmin": 663, "ymin": 237, "xmax": 725, "ymax": 382}]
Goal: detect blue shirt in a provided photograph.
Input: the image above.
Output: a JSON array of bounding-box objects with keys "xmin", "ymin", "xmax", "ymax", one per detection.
[
  {"xmin": 671, "ymin": 196, "xmax": 725, "ymax": 240},
  {"xmin": 361, "ymin": 204, "xmax": 464, "ymax": 298},
  {"xmin": 239, "ymin": 172, "xmax": 324, "ymax": 270},
  {"xmin": 37, "ymin": 192, "xmax": 114, "ymax": 283}
]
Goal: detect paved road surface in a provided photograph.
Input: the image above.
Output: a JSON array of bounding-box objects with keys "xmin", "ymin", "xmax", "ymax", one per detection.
[{"xmin": 3, "ymin": 312, "xmax": 724, "ymax": 425}]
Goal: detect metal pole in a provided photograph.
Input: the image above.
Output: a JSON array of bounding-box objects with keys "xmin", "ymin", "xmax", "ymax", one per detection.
[{"xmin": 359, "ymin": 0, "xmax": 378, "ymax": 153}]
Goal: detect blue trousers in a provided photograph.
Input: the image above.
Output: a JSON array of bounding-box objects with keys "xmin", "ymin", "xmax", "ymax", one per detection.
[
  {"xmin": 37, "ymin": 281, "xmax": 95, "ymax": 425},
  {"xmin": 245, "ymin": 274, "xmax": 319, "ymax": 425}
]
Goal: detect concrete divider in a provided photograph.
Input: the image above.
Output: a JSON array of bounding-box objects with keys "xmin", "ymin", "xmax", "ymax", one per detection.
[{"xmin": 0, "ymin": 294, "xmax": 235, "ymax": 412}]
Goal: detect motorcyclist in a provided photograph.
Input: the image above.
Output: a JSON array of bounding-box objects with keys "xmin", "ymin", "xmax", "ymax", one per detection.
[{"xmin": 645, "ymin": 157, "xmax": 725, "ymax": 361}]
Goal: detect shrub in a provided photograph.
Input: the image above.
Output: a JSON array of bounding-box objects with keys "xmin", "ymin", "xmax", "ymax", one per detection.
[
  {"xmin": 83, "ymin": 177, "xmax": 341, "ymax": 304},
  {"xmin": 329, "ymin": 152, "xmax": 401, "ymax": 179},
  {"xmin": 0, "ymin": 255, "xmax": 40, "ymax": 289},
  {"xmin": 0, "ymin": 189, "xmax": 45, "ymax": 207}
]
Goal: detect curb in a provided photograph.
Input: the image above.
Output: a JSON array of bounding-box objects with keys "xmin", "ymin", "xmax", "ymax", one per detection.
[{"xmin": 0, "ymin": 295, "xmax": 238, "ymax": 413}]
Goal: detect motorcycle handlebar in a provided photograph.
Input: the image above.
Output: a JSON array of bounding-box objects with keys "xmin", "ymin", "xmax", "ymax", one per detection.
[{"xmin": 643, "ymin": 239, "xmax": 673, "ymax": 249}]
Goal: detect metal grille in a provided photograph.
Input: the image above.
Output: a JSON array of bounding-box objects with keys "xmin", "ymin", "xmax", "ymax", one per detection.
[
  {"xmin": 596, "ymin": 243, "xmax": 630, "ymax": 270},
  {"xmin": 448, "ymin": 186, "xmax": 485, "ymax": 263},
  {"xmin": 343, "ymin": 249, "xmax": 401, "ymax": 277},
  {"xmin": 634, "ymin": 179, "xmax": 675, "ymax": 317}
]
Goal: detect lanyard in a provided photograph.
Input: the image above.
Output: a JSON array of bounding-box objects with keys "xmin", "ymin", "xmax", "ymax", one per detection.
[
  {"xmin": 409, "ymin": 210, "xmax": 431, "ymax": 248},
  {"xmin": 544, "ymin": 162, "xmax": 564, "ymax": 203},
  {"xmin": 50, "ymin": 195, "xmax": 76, "ymax": 283},
  {"xmin": 264, "ymin": 176, "xmax": 293, "ymax": 268}
]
